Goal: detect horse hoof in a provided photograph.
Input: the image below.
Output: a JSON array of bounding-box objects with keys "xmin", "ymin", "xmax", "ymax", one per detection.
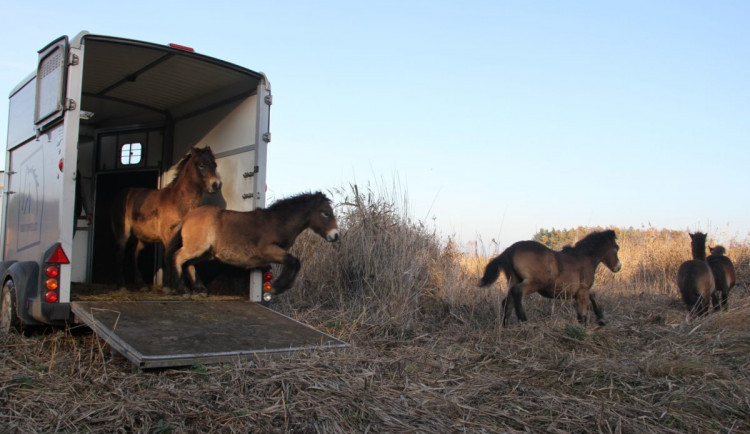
[
  {"xmin": 159, "ymin": 286, "xmax": 174, "ymax": 295},
  {"xmin": 117, "ymin": 287, "xmax": 129, "ymax": 294}
]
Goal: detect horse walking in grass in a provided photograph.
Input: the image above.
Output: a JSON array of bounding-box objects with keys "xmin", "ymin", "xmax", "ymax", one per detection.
[
  {"xmin": 110, "ymin": 146, "xmax": 221, "ymax": 288},
  {"xmin": 479, "ymin": 230, "xmax": 622, "ymax": 326},
  {"xmin": 168, "ymin": 192, "xmax": 340, "ymax": 296},
  {"xmin": 677, "ymin": 232, "xmax": 715, "ymax": 317},
  {"xmin": 707, "ymin": 245, "xmax": 736, "ymax": 311}
]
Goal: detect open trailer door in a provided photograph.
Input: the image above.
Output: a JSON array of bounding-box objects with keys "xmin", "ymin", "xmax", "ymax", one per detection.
[{"xmin": 71, "ymin": 300, "xmax": 348, "ymax": 369}]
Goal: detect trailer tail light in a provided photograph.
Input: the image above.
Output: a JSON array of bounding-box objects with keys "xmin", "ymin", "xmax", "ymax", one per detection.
[
  {"xmin": 48, "ymin": 245, "xmax": 70, "ymax": 264},
  {"xmin": 262, "ymin": 266, "xmax": 274, "ymax": 302},
  {"xmin": 43, "ymin": 244, "xmax": 69, "ymax": 303}
]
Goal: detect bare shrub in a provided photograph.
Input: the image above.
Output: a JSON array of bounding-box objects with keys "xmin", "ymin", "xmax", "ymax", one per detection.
[{"xmin": 274, "ymin": 184, "xmax": 446, "ymax": 336}]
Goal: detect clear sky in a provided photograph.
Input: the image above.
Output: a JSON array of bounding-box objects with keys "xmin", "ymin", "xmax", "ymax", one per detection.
[{"xmin": 1, "ymin": 1, "xmax": 748, "ymax": 251}]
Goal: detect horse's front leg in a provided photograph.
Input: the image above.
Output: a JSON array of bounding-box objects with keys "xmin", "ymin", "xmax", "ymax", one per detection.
[
  {"xmin": 575, "ymin": 290, "xmax": 591, "ymax": 325},
  {"xmin": 172, "ymin": 247, "xmax": 195, "ymax": 296},
  {"xmin": 273, "ymin": 253, "xmax": 302, "ymax": 295},
  {"xmin": 588, "ymin": 292, "xmax": 605, "ymax": 326}
]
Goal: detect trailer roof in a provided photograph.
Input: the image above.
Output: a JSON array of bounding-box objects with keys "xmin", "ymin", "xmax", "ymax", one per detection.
[{"xmin": 79, "ymin": 34, "xmax": 266, "ymax": 127}]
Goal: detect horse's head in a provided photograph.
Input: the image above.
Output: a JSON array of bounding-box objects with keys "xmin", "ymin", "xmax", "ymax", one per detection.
[
  {"xmin": 689, "ymin": 232, "xmax": 708, "ymax": 260},
  {"xmin": 191, "ymin": 146, "xmax": 222, "ymax": 193},
  {"xmin": 309, "ymin": 194, "xmax": 340, "ymax": 243},
  {"xmin": 709, "ymin": 245, "xmax": 726, "ymax": 256},
  {"xmin": 600, "ymin": 230, "xmax": 622, "ymax": 273}
]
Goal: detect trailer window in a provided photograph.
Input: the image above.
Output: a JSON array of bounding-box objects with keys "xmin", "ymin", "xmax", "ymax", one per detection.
[{"xmin": 120, "ymin": 143, "xmax": 143, "ymax": 165}]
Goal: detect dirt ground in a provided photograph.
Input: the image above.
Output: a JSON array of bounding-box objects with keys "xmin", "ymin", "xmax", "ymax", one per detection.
[{"xmin": 2, "ymin": 287, "xmax": 749, "ymax": 433}]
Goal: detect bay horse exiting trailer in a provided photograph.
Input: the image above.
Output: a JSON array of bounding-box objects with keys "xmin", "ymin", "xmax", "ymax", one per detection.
[
  {"xmin": 110, "ymin": 146, "xmax": 221, "ymax": 289},
  {"xmin": 169, "ymin": 192, "xmax": 340, "ymax": 298},
  {"xmin": 677, "ymin": 232, "xmax": 715, "ymax": 317},
  {"xmin": 479, "ymin": 230, "xmax": 622, "ymax": 326}
]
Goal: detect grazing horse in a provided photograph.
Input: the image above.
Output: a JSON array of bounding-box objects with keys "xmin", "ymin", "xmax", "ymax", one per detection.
[
  {"xmin": 168, "ymin": 191, "xmax": 340, "ymax": 296},
  {"xmin": 110, "ymin": 146, "xmax": 221, "ymax": 288},
  {"xmin": 707, "ymin": 245, "xmax": 736, "ymax": 311},
  {"xmin": 676, "ymin": 232, "xmax": 715, "ymax": 317},
  {"xmin": 479, "ymin": 230, "xmax": 622, "ymax": 326}
]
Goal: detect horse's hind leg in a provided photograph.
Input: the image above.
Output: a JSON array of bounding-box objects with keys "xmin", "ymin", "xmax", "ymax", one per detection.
[
  {"xmin": 132, "ymin": 240, "xmax": 147, "ymax": 287},
  {"xmin": 500, "ymin": 294, "xmax": 513, "ymax": 327},
  {"xmin": 509, "ymin": 284, "xmax": 528, "ymax": 323},
  {"xmin": 589, "ymin": 292, "xmax": 605, "ymax": 326},
  {"xmin": 273, "ymin": 253, "xmax": 302, "ymax": 295}
]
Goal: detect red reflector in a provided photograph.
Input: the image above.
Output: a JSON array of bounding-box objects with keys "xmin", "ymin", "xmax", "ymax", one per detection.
[
  {"xmin": 49, "ymin": 245, "xmax": 70, "ymax": 264},
  {"xmin": 263, "ymin": 272, "xmax": 273, "ymax": 281},
  {"xmin": 45, "ymin": 291, "xmax": 59, "ymax": 303},
  {"xmin": 46, "ymin": 265, "xmax": 60, "ymax": 278},
  {"xmin": 59, "ymin": 159, "xmax": 64, "ymax": 172},
  {"xmin": 169, "ymin": 43, "xmax": 195, "ymax": 52}
]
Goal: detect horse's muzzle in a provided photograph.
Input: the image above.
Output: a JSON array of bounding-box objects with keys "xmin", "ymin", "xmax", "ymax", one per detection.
[
  {"xmin": 611, "ymin": 261, "xmax": 622, "ymax": 272},
  {"xmin": 327, "ymin": 229, "xmax": 340, "ymax": 242},
  {"xmin": 208, "ymin": 180, "xmax": 222, "ymax": 193}
]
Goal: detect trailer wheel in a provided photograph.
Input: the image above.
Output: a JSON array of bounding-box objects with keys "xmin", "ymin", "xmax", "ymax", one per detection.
[{"xmin": 1, "ymin": 279, "xmax": 22, "ymax": 334}]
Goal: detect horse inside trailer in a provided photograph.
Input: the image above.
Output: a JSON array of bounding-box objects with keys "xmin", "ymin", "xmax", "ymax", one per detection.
[{"xmin": 0, "ymin": 32, "xmax": 346, "ymax": 368}]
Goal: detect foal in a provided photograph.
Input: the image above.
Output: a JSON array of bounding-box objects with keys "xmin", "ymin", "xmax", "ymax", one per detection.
[
  {"xmin": 111, "ymin": 146, "xmax": 221, "ymax": 288},
  {"xmin": 676, "ymin": 232, "xmax": 715, "ymax": 317},
  {"xmin": 707, "ymin": 245, "xmax": 736, "ymax": 311},
  {"xmin": 169, "ymin": 192, "xmax": 340, "ymax": 296},
  {"xmin": 479, "ymin": 230, "xmax": 622, "ymax": 326}
]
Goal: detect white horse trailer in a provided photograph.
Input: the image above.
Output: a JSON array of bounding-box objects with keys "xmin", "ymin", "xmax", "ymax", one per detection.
[{"xmin": 1, "ymin": 32, "xmax": 345, "ymax": 368}]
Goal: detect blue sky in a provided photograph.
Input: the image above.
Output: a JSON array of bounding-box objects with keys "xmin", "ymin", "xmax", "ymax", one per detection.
[{"xmin": 1, "ymin": 1, "xmax": 748, "ymax": 251}]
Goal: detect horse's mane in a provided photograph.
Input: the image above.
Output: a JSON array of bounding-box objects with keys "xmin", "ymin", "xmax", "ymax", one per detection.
[
  {"xmin": 166, "ymin": 147, "xmax": 213, "ymax": 186},
  {"xmin": 167, "ymin": 152, "xmax": 192, "ymax": 185},
  {"xmin": 562, "ymin": 230, "xmax": 616, "ymax": 255},
  {"xmin": 267, "ymin": 191, "xmax": 331, "ymax": 214}
]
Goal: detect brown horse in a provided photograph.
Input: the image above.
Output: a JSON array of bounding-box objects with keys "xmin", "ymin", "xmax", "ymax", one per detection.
[
  {"xmin": 677, "ymin": 232, "xmax": 715, "ymax": 317},
  {"xmin": 707, "ymin": 245, "xmax": 736, "ymax": 311},
  {"xmin": 111, "ymin": 146, "xmax": 221, "ymax": 288},
  {"xmin": 479, "ymin": 230, "xmax": 621, "ymax": 326},
  {"xmin": 168, "ymin": 191, "xmax": 340, "ymax": 296}
]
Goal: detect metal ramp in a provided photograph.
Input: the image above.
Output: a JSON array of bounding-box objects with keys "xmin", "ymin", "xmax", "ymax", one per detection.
[{"xmin": 70, "ymin": 300, "xmax": 348, "ymax": 369}]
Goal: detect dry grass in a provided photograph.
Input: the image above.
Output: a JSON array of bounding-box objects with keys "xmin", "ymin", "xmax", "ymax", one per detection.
[{"xmin": 2, "ymin": 184, "xmax": 749, "ymax": 433}]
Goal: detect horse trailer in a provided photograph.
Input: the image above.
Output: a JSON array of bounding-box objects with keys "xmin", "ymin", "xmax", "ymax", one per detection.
[{"xmin": 1, "ymin": 32, "xmax": 346, "ymax": 368}]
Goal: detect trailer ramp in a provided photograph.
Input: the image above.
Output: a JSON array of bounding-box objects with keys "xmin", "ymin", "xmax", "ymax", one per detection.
[{"xmin": 70, "ymin": 300, "xmax": 348, "ymax": 369}]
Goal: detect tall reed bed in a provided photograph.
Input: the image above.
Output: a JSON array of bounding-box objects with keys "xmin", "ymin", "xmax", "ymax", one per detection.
[{"xmin": 277, "ymin": 184, "xmax": 749, "ymax": 333}]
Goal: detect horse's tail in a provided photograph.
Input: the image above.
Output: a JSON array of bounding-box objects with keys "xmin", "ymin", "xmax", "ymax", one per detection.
[{"xmin": 479, "ymin": 250, "xmax": 511, "ymax": 287}]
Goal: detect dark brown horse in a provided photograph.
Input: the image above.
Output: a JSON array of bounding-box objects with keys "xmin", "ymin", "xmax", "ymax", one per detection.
[
  {"xmin": 168, "ymin": 192, "xmax": 340, "ymax": 296},
  {"xmin": 479, "ymin": 230, "xmax": 622, "ymax": 326},
  {"xmin": 707, "ymin": 245, "xmax": 736, "ymax": 311},
  {"xmin": 111, "ymin": 146, "xmax": 221, "ymax": 288},
  {"xmin": 677, "ymin": 232, "xmax": 715, "ymax": 317}
]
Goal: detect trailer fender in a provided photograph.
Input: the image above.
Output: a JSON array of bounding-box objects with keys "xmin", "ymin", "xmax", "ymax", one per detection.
[{"xmin": 1, "ymin": 261, "xmax": 44, "ymax": 326}]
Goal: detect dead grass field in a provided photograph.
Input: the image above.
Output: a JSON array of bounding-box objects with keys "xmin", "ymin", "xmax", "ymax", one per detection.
[
  {"xmin": 1, "ymin": 286, "xmax": 749, "ymax": 433},
  {"xmin": 2, "ymin": 186, "xmax": 748, "ymax": 432}
]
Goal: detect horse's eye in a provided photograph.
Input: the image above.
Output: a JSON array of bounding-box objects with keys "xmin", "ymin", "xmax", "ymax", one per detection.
[
  {"xmin": 322, "ymin": 212, "xmax": 330, "ymax": 218},
  {"xmin": 197, "ymin": 163, "xmax": 206, "ymax": 170}
]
